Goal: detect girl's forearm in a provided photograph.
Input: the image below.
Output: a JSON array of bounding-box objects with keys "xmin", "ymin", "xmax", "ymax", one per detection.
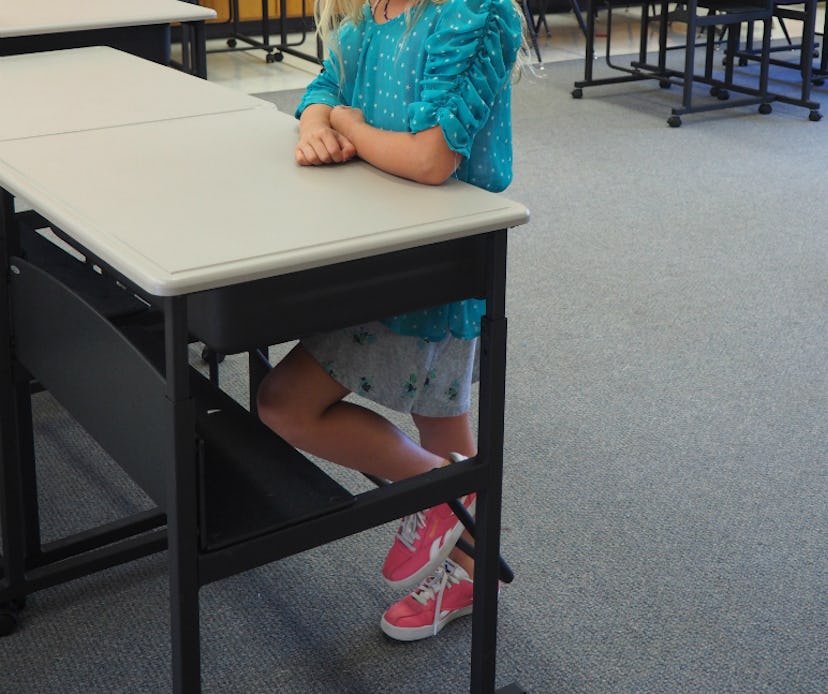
[{"xmin": 340, "ymin": 120, "xmax": 458, "ymax": 186}]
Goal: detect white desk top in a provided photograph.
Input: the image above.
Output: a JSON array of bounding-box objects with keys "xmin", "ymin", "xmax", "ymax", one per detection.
[
  {"xmin": 0, "ymin": 108, "xmax": 529, "ymax": 297},
  {"xmin": 0, "ymin": 47, "xmax": 270, "ymax": 142},
  {"xmin": 0, "ymin": 0, "xmax": 215, "ymax": 38}
]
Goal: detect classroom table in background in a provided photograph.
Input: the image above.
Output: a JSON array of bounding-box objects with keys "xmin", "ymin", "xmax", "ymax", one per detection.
[
  {"xmin": 571, "ymin": 0, "xmax": 824, "ymax": 124},
  {"xmin": 0, "ymin": 0, "xmax": 215, "ymax": 77},
  {"xmin": 0, "ymin": 47, "xmax": 530, "ymax": 694},
  {"xmin": 202, "ymin": 0, "xmax": 324, "ymax": 65}
]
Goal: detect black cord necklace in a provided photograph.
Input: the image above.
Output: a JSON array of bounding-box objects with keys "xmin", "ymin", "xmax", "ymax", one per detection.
[{"xmin": 371, "ymin": 0, "xmax": 391, "ymax": 20}]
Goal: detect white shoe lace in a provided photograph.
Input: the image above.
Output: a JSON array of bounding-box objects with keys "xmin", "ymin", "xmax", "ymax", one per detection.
[
  {"xmin": 411, "ymin": 559, "xmax": 463, "ymax": 636},
  {"xmin": 395, "ymin": 511, "xmax": 427, "ymax": 552}
]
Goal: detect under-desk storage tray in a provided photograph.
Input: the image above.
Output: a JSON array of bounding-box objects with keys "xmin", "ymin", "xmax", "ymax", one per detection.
[
  {"xmin": 186, "ymin": 235, "xmax": 489, "ymax": 353},
  {"xmin": 190, "ymin": 372, "xmax": 356, "ymax": 551}
]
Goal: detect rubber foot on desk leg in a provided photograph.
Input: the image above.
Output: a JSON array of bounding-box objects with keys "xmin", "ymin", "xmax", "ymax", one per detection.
[{"xmin": 809, "ymin": 110, "xmax": 822, "ymax": 121}]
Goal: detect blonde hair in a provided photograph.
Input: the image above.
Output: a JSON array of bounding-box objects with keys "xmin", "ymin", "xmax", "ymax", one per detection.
[{"xmin": 313, "ymin": 0, "xmax": 529, "ymax": 81}]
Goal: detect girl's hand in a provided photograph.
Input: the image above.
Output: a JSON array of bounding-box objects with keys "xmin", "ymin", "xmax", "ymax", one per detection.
[
  {"xmin": 295, "ymin": 125, "xmax": 357, "ymax": 166},
  {"xmin": 329, "ymin": 105, "xmax": 366, "ymax": 140}
]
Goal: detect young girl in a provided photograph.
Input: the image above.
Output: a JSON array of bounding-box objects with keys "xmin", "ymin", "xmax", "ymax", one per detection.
[{"xmin": 257, "ymin": 0, "xmax": 524, "ymax": 641}]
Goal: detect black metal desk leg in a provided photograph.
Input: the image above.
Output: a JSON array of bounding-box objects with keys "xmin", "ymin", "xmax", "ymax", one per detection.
[
  {"xmin": 190, "ymin": 21, "xmax": 209, "ymax": 79},
  {"xmin": 470, "ymin": 231, "xmax": 510, "ymax": 693},
  {"xmin": 583, "ymin": 0, "xmax": 597, "ymax": 81},
  {"xmin": 681, "ymin": 2, "xmax": 699, "ymax": 113},
  {"xmin": 248, "ymin": 346, "xmax": 270, "ymax": 415},
  {"xmin": 163, "ymin": 296, "xmax": 201, "ymax": 693},
  {"xmin": 0, "ymin": 190, "xmax": 27, "ymax": 634}
]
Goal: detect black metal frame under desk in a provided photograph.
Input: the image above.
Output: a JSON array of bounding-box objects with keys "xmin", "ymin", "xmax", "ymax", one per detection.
[
  {"xmin": 0, "ymin": 187, "xmax": 522, "ymax": 692},
  {"xmin": 572, "ymin": 0, "xmax": 779, "ymax": 126},
  {"xmin": 733, "ymin": 0, "xmax": 825, "ymax": 121}
]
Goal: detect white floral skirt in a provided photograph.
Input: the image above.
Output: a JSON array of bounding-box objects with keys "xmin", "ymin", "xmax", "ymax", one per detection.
[{"xmin": 302, "ymin": 321, "xmax": 479, "ymax": 417}]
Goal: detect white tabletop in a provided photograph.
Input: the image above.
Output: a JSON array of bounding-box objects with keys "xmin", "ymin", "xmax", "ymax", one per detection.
[
  {"xmin": 0, "ymin": 47, "xmax": 270, "ymax": 142},
  {"xmin": 0, "ymin": 0, "xmax": 215, "ymax": 38},
  {"xmin": 0, "ymin": 108, "xmax": 529, "ymax": 297}
]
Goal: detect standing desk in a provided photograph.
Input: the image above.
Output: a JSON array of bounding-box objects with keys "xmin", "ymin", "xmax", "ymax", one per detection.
[
  {"xmin": 0, "ymin": 52, "xmax": 529, "ymax": 694},
  {"xmin": 0, "ymin": 0, "xmax": 216, "ymax": 78}
]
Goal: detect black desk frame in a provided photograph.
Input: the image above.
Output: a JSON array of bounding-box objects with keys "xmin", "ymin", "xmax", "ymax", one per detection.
[{"xmin": 0, "ymin": 185, "xmax": 522, "ymax": 693}]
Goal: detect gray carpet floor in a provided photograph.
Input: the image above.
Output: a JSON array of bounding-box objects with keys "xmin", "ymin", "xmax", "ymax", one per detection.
[{"xmin": 1, "ymin": 54, "xmax": 826, "ymax": 693}]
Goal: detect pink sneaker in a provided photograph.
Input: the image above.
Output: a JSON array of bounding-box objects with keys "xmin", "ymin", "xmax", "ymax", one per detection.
[
  {"xmin": 380, "ymin": 558, "xmax": 474, "ymax": 641},
  {"xmin": 381, "ymin": 455, "xmax": 475, "ymax": 590}
]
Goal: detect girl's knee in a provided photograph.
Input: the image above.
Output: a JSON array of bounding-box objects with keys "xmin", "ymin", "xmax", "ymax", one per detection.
[{"xmin": 256, "ymin": 344, "xmax": 348, "ymax": 448}]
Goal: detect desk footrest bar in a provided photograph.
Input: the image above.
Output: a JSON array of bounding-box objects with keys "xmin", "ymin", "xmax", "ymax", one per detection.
[
  {"xmin": 573, "ymin": 71, "xmax": 654, "ymax": 89},
  {"xmin": 364, "ymin": 471, "xmax": 515, "ymax": 583},
  {"xmin": 198, "ymin": 461, "xmax": 485, "ymax": 585}
]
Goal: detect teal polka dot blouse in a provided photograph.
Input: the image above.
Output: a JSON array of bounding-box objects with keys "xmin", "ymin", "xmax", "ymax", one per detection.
[{"xmin": 297, "ymin": 0, "xmax": 522, "ymax": 340}]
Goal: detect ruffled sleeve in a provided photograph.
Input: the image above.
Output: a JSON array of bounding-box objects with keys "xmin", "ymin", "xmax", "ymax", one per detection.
[
  {"xmin": 295, "ymin": 20, "xmax": 364, "ymax": 118},
  {"xmin": 407, "ymin": 0, "xmax": 522, "ymax": 158},
  {"xmin": 295, "ymin": 56, "xmax": 342, "ymax": 118}
]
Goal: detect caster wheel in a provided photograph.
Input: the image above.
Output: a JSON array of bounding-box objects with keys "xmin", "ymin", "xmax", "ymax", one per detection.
[
  {"xmin": 809, "ymin": 110, "xmax": 822, "ymax": 121},
  {"xmin": 667, "ymin": 115, "xmax": 681, "ymax": 128},
  {"xmin": 571, "ymin": 88, "xmax": 583, "ymax": 99},
  {"xmin": 227, "ymin": 38, "xmax": 237, "ymax": 48},
  {"xmin": 758, "ymin": 103, "xmax": 772, "ymax": 115},
  {"xmin": 659, "ymin": 79, "xmax": 671, "ymax": 89},
  {"xmin": 813, "ymin": 78, "xmax": 825, "ymax": 86},
  {"xmin": 710, "ymin": 86, "xmax": 721, "ymax": 97},
  {"xmin": 716, "ymin": 89, "xmax": 730, "ymax": 101}
]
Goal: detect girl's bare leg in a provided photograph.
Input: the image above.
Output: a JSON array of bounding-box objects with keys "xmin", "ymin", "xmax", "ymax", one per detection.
[
  {"xmin": 257, "ymin": 344, "xmax": 446, "ymax": 481},
  {"xmin": 412, "ymin": 412, "xmax": 477, "ymax": 578}
]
